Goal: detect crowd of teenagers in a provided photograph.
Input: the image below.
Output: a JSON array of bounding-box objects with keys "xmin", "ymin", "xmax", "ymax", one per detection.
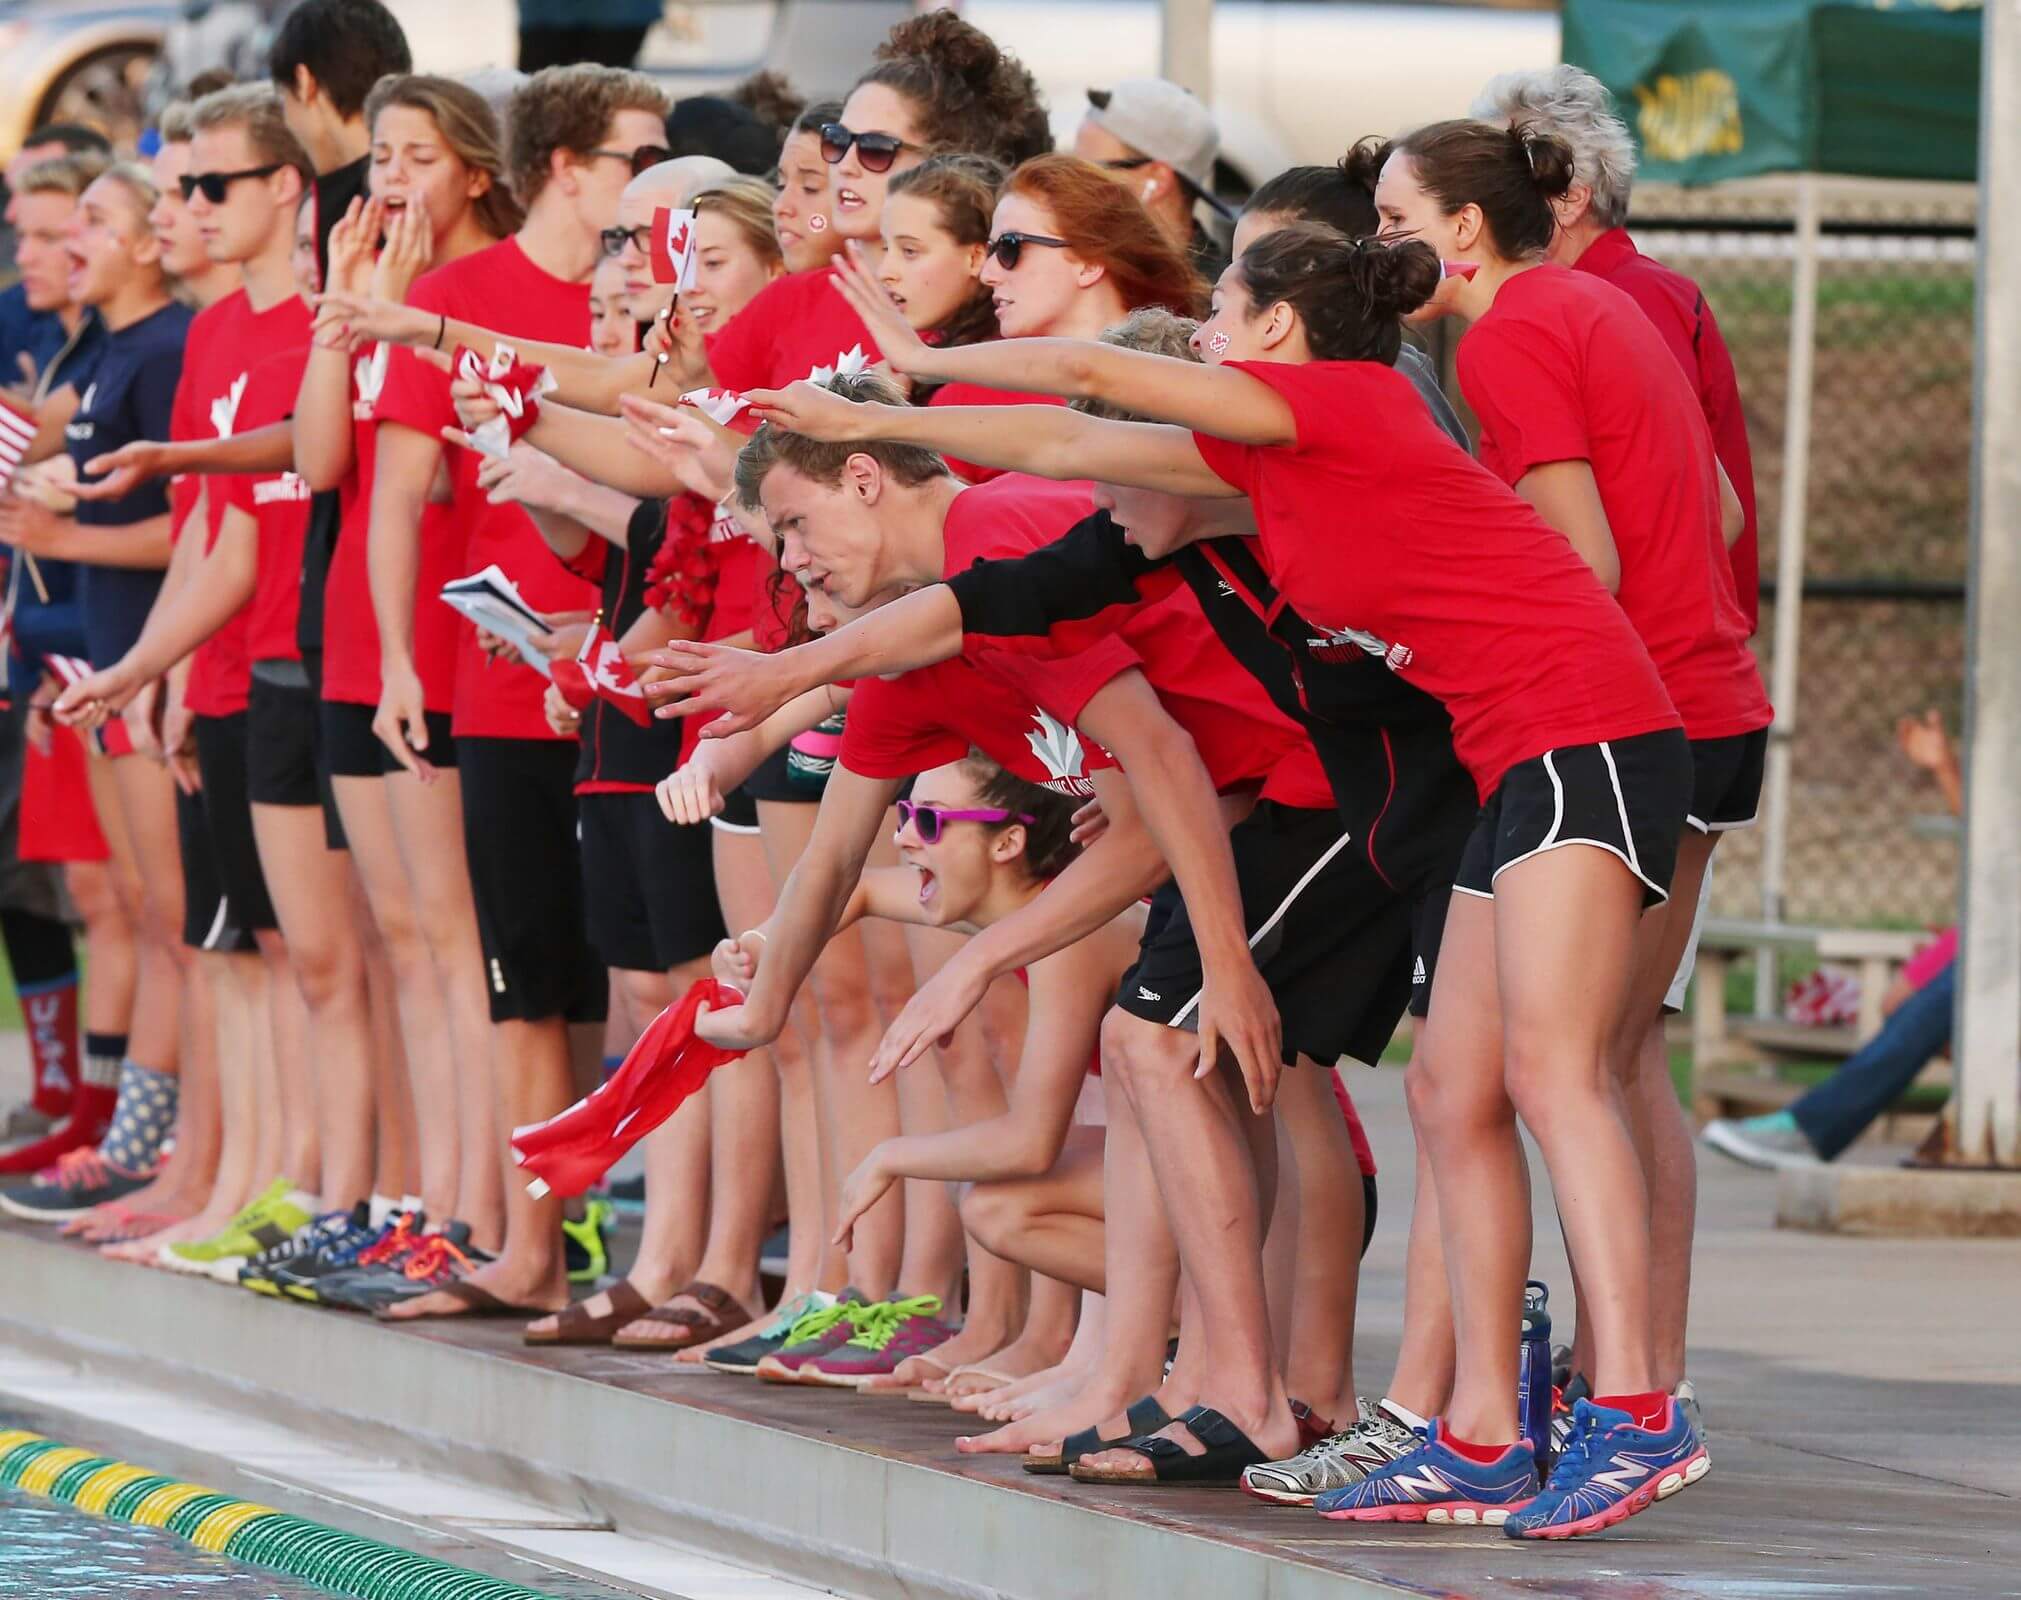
[{"xmin": 0, "ymin": 0, "xmax": 1772, "ymax": 1542}]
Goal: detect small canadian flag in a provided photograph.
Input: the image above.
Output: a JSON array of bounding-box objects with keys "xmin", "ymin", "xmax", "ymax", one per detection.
[
  {"xmin": 551, "ymin": 620, "xmax": 654, "ymax": 728},
  {"xmin": 0, "ymin": 395, "xmax": 36, "ymax": 492},
  {"xmin": 649, "ymin": 205, "xmax": 699, "ymax": 290},
  {"xmin": 44, "ymin": 654, "xmax": 94, "ymax": 689}
]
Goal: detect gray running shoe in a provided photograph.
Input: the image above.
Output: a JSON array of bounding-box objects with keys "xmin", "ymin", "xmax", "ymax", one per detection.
[
  {"xmin": 1241, "ymin": 1397, "xmax": 1421, "ymax": 1506},
  {"xmin": 1701, "ymin": 1112, "xmax": 1820, "ymax": 1169}
]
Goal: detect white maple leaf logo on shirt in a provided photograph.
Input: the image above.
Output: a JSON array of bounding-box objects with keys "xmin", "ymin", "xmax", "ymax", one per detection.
[
  {"xmin": 805, "ymin": 344, "xmax": 868, "ymax": 386},
  {"xmin": 353, "ymin": 344, "xmax": 389, "ymax": 418},
  {"xmin": 211, "ymin": 371, "xmax": 249, "ymax": 438},
  {"xmin": 1025, "ymin": 710, "xmax": 1097, "ymax": 796}
]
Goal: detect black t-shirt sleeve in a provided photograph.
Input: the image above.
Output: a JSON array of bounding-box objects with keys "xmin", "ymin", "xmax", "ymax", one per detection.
[{"xmin": 947, "ymin": 512, "xmax": 1165, "ymax": 653}]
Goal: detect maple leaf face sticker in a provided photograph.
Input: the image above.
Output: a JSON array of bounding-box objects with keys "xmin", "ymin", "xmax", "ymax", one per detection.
[
  {"xmin": 211, "ymin": 371, "xmax": 250, "ymax": 438},
  {"xmin": 1024, "ymin": 709, "xmax": 1098, "ymax": 797}
]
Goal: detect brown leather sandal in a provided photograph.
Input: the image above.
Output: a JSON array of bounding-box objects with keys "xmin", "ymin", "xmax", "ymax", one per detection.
[
  {"xmin": 612, "ymin": 1279, "xmax": 755, "ymax": 1351},
  {"xmin": 524, "ymin": 1280, "xmax": 653, "ymax": 1346}
]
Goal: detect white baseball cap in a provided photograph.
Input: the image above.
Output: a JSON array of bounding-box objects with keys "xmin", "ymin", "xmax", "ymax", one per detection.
[{"xmin": 1085, "ymin": 78, "xmax": 1223, "ymax": 206}]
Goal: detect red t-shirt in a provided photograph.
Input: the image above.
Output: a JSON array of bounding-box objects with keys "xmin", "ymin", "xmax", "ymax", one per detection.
[
  {"xmin": 170, "ymin": 290, "xmax": 311, "ymax": 715},
  {"xmin": 842, "ymin": 475, "xmax": 1324, "ymax": 804},
  {"xmin": 374, "ymin": 238, "xmax": 598, "ymax": 740},
  {"xmin": 1458, "ymin": 266, "xmax": 1768, "ymax": 743},
  {"xmin": 926, "ymin": 382, "xmax": 1065, "ymax": 484},
  {"xmin": 1575, "ymin": 227, "xmax": 1759, "ymax": 632},
  {"xmin": 1192, "ymin": 359, "xmax": 1679, "ymax": 800},
  {"xmin": 217, "ymin": 348, "xmax": 314, "ymax": 663},
  {"xmin": 704, "ymin": 268, "xmax": 882, "ymax": 395}
]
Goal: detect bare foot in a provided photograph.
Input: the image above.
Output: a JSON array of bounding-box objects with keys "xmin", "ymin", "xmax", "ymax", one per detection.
[
  {"xmin": 955, "ymin": 1373, "xmax": 1137, "ymax": 1456},
  {"xmin": 962, "ymin": 1361, "xmax": 1079, "ymax": 1420},
  {"xmin": 858, "ymin": 1351, "xmax": 957, "ymax": 1393},
  {"xmin": 857, "ymin": 1314, "xmax": 1014, "ymax": 1393},
  {"xmin": 943, "ymin": 1330, "xmax": 1075, "ymax": 1406}
]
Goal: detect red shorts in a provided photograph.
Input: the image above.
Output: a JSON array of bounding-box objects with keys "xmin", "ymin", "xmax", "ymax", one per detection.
[{"xmin": 21, "ymin": 722, "xmax": 110, "ymax": 863}]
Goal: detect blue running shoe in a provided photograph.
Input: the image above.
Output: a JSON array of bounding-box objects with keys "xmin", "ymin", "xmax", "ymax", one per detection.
[
  {"xmin": 1315, "ymin": 1421, "xmax": 1539, "ymax": 1526},
  {"xmin": 1504, "ymin": 1397, "xmax": 1709, "ymax": 1540}
]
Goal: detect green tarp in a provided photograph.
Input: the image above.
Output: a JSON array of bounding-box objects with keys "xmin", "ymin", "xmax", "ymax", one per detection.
[{"xmin": 1562, "ymin": 0, "xmax": 1983, "ymax": 184}]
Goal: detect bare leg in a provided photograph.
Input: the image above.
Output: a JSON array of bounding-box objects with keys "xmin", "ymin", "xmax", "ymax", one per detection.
[
  {"xmin": 103, "ymin": 754, "xmax": 186, "ymax": 1089},
  {"xmin": 382, "ymin": 765, "xmax": 501, "ymax": 1245},
  {"xmin": 1075, "ymin": 1009, "xmax": 1299, "ymax": 1476},
  {"xmin": 1278, "ymin": 1062, "xmax": 1365, "ymax": 1425}
]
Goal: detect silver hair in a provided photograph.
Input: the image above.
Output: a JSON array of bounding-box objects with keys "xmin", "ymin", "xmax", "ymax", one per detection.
[{"xmin": 1469, "ymin": 64, "xmax": 1637, "ymax": 228}]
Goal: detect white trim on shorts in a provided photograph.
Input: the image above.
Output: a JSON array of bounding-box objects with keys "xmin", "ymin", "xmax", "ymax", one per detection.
[
  {"xmin": 1167, "ymin": 827, "xmax": 1357, "ymax": 1029},
  {"xmin": 709, "ymin": 816, "xmax": 762, "ymax": 836},
  {"xmin": 1486, "ymin": 743, "xmax": 1670, "ymax": 905},
  {"xmin": 1663, "ymin": 858, "xmax": 1715, "ymax": 1012},
  {"xmin": 1686, "ymin": 804, "xmax": 1760, "ymax": 835},
  {"xmin": 198, "ymin": 896, "xmax": 233, "ymax": 954}
]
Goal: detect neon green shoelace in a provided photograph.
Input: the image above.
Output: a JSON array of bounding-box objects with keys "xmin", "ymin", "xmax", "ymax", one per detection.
[
  {"xmin": 842, "ymin": 1295, "xmax": 942, "ymax": 1351},
  {"xmin": 783, "ymin": 1299, "xmax": 857, "ymax": 1345}
]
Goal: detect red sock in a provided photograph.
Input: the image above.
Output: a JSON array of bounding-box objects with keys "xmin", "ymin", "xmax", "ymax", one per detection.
[
  {"xmin": 22, "ymin": 978, "xmax": 81, "ymax": 1117},
  {"xmin": 1593, "ymin": 1391, "xmax": 1670, "ymax": 1430},
  {"xmin": 0, "ymin": 1034, "xmax": 119, "ymax": 1176},
  {"xmin": 1440, "ymin": 1427, "xmax": 1518, "ymax": 1465}
]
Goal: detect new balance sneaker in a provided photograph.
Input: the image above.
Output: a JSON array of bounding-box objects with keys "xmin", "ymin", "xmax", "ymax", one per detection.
[
  {"xmin": 795, "ymin": 1295, "xmax": 954, "ymax": 1387},
  {"xmin": 1315, "ymin": 1421, "xmax": 1539, "ymax": 1526},
  {"xmin": 1504, "ymin": 1397, "xmax": 1709, "ymax": 1539},
  {"xmin": 755, "ymin": 1290, "xmax": 869, "ymax": 1382},
  {"xmin": 0, "ymin": 1101, "xmax": 57, "ymax": 1151},
  {"xmin": 0, "ymin": 1147, "xmax": 153, "ymax": 1222},
  {"xmin": 238, "ymin": 1207, "xmax": 361, "ymax": 1296},
  {"xmin": 270, "ymin": 1203, "xmax": 382, "ymax": 1302},
  {"xmin": 1675, "ymin": 1379, "xmax": 1707, "ymax": 1457},
  {"xmin": 704, "ymin": 1290, "xmax": 834, "ymax": 1376},
  {"xmin": 1244, "ymin": 1397, "xmax": 1423, "ymax": 1507},
  {"xmin": 1701, "ymin": 1111, "xmax": 1820, "ymax": 1169},
  {"xmin": 563, "ymin": 1200, "xmax": 615, "ymax": 1285},
  {"xmin": 340, "ymin": 1223, "xmax": 489, "ymax": 1316}
]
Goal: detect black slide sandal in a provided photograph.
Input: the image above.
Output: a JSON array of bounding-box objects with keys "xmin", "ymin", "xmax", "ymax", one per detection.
[
  {"xmin": 1068, "ymin": 1405, "xmax": 1269, "ymax": 1485},
  {"xmin": 1021, "ymin": 1396, "xmax": 1171, "ymax": 1475}
]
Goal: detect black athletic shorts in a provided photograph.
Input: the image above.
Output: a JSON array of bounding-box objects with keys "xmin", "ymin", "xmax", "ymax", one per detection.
[
  {"xmin": 715, "ymin": 782, "xmax": 760, "ymax": 831},
  {"xmin": 739, "ymin": 742, "xmax": 817, "ymax": 805},
  {"xmin": 320, "ymin": 696, "xmax": 458, "ymax": 779},
  {"xmin": 299, "ymin": 651, "xmax": 346, "ymax": 852},
  {"xmin": 192, "ymin": 713, "xmax": 278, "ymax": 932},
  {"xmin": 1687, "ymin": 726, "xmax": 1767, "ymax": 834},
  {"xmin": 1115, "ymin": 800, "xmax": 1413, "ymax": 1069},
  {"xmin": 247, "ymin": 672, "xmax": 321, "ymax": 809},
  {"xmin": 580, "ymin": 791, "xmax": 726, "ymax": 973},
  {"xmin": 1361, "ymin": 1172, "xmax": 1379, "ymax": 1258},
  {"xmin": 176, "ymin": 785, "xmax": 256, "ymax": 953},
  {"xmin": 457, "ymin": 735, "xmax": 606, "ymax": 1025},
  {"xmin": 1453, "ymin": 729, "xmax": 1692, "ymax": 908}
]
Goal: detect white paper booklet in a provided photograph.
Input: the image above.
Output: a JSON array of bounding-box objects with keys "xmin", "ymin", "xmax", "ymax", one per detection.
[{"xmin": 439, "ymin": 564, "xmax": 555, "ymax": 679}]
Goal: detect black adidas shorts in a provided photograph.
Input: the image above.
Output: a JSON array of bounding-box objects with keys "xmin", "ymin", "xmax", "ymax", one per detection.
[
  {"xmin": 1453, "ymin": 729, "xmax": 1692, "ymax": 909},
  {"xmin": 176, "ymin": 786, "xmax": 256, "ymax": 953},
  {"xmin": 1115, "ymin": 800, "xmax": 1413, "ymax": 1068},
  {"xmin": 192, "ymin": 713, "xmax": 278, "ymax": 933},
  {"xmin": 458, "ymin": 736, "xmax": 606, "ymax": 1025},
  {"xmin": 580, "ymin": 791, "xmax": 726, "ymax": 973},
  {"xmin": 1687, "ymin": 727, "xmax": 1767, "ymax": 834}
]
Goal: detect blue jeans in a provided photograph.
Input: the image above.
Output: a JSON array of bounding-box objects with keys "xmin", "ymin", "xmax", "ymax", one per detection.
[{"xmin": 1791, "ymin": 958, "xmax": 1955, "ymax": 1160}]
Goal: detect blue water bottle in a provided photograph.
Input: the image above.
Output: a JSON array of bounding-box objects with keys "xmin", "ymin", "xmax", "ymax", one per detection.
[{"xmin": 1518, "ymin": 1280, "xmax": 1553, "ymax": 1460}]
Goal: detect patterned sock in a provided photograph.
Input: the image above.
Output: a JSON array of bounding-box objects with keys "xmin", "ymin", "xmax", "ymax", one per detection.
[
  {"xmin": 19, "ymin": 976, "xmax": 81, "ymax": 1117},
  {"xmin": 98, "ymin": 1060, "xmax": 179, "ymax": 1174}
]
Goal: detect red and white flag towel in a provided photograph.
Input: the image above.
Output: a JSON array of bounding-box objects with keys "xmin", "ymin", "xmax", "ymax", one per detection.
[
  {"xmin": 510, "ymin": 979, "xmax": 748, "ymax": 1198},
  {"xmin": 0, "ymin": 396, "xmax": 36, "ymax": 492},
  {"xmin": 451, "ymin": 344, "xmax": 556, "ymax": 459},
  {"xmin": 551, "ymin": 619, "xmax": 654, "ymax": 727}
]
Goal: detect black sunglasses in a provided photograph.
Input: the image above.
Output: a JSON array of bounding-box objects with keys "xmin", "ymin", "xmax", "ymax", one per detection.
[
  {"xmin": 178, "ymin": 163, "xmax": 285, "ymax": 204},
  {"xmin": 986, "ymin": 231, "xmax": 1071, "ymax": 271},
  {"xmin": 600, "ymin": 224, "xmax": 652, "ymax": 258},
  {"xmin": 818, "ymin": 122, "xmax": 918, "ymax": 174},
  {"xmin": 589, "ymin": 144, "xmax": 674, "ymax": 179}
]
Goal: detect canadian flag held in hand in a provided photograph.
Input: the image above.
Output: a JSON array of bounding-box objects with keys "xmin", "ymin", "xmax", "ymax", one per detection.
[
  {"xmin": 550, "ymin": 620, "xmax": 654, "ymax": 727},
  {"xmin": 44, "ymin": 654, "xmax": 95, "ymax": 690},
  {"xmin": 649, "ymin": 205, "xmax": 699, "ymax": 290},
  {"xmin": 0, "ymin": 396, "xmax": 36, "ymax": 492}
]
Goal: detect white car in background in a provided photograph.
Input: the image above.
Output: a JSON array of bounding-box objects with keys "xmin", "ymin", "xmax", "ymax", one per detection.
[{"xmin": 143, "ymin": 0, "xmax": 1559, "ymax": 193}]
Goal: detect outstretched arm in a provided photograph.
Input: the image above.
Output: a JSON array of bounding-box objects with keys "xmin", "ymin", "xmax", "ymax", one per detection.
[
  {"xmin": 748, "ymin": 382, "xmax": 1236, "ymax": 499},
  {"xmin": 822, "ymin": 242, "xmax": 1297, "ymax": 444}
]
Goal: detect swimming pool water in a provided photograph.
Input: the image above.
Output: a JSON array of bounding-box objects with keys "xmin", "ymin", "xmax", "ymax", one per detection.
[{"xmin": 0, "ymin": 1484, "xmax": 336, "ymax": 1597}]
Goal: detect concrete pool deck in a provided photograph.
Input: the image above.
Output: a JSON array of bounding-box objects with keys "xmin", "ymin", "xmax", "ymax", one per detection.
[{"xmin": 6, "ymin": 1064, "xmax": 2018, "ymax": 1599}]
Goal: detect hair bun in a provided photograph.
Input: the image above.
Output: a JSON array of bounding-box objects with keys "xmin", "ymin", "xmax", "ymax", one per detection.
[
  {"xmin": 878, "ymin": 9, "xmax": 1001, "ymax": 88},
  {"xmin": 1366, "ymin": 237, "xmax": 1441, "ymax": 319},
  {"xmin": 1510, "ymin": 121, "xmax": 1574, "ymax": 199},
  {"xmin": 1339, "ymin": 135, "xmax": 1390, "ymax": 196}
]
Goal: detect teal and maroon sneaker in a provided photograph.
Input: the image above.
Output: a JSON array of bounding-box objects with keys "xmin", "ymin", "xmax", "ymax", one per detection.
[
  {"xmin": 755, "ymin": 1289, "xmax": 868, "ymax": 1383},
  {"xmin": 796, "ymin": 1295, "xmax": 955, "ymax": 1388}
]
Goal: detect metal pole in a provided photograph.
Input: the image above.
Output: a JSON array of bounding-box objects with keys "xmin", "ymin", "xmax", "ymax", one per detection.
[
  {"xmin": 1755, "ymin": 172, "xmax": 1820, "ymax": 1015},
  {"xmin": 1953, "ymin": 0, "xmax": 2021, "ymax": 1168},
  {"xmin": 1160, "ymin": 0, "xmax": 1214, "ymax": 104}
]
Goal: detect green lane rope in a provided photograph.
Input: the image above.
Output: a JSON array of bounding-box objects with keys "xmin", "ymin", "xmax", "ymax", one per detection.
[{"xmin": 0, "ymin": 1429, "xmax": 563, "ymax": 1600}]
